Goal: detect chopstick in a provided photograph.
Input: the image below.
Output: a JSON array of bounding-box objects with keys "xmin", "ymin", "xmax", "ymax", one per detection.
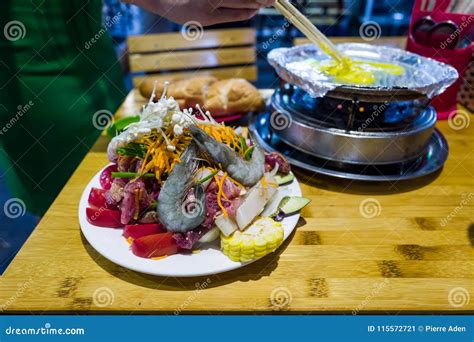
[{"xmin": 274, "ymin": 0, "xmax": 344, "ymax": 63}]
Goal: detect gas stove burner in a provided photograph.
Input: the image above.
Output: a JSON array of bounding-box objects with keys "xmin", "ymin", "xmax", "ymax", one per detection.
[
  {"xmin": 250, "ymin": 112, "xmax": 448, "ymax": 182},
  {"xmin": 276, "ymin": 84, "xmax": 431, "ymax": 132}
]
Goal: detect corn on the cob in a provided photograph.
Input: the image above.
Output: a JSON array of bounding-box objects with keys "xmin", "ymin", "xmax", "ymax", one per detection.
[{"xmin": 221, "ymin": 217, "xmax": 284, "ymax": 262}]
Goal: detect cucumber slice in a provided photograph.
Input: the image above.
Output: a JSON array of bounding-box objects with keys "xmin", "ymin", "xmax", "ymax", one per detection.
[
  {"xmin": 198, "ymin": 227, "xmax": 220, "ymax": 243},
  {"xmin": 279, "ymin": 196, "xmax": 311, "ymax": 215},
  {"xmin": 274, "ymin": 173, "xmax": 295, "ymax": 185}
]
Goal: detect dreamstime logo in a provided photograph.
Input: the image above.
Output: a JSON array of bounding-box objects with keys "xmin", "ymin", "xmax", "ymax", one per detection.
[
  {"xmin": 84, "ymin": 13, "xmax": 122, "ymax": 50},
  {"xmin": 448, "ymin": 110, "xmax": 470, "ymax": 130},
  {"xmin": 352, "ymin": 278, "xmax": 389, "ymax": 315},
  {"xmin": 0, "ymin": 100, "xmax": 34, "ymax": 136},
  {"xmin": 92, "ymin": 109, "xmax": 114, "ymax": 130},
  {"xmin": 270, "ymin": 287, "xmax": 292, "ymax": 309},
  {"xmin": 92, "ymin": 287, "xmax": 114, "ymax": 307},
  {"xmin": 4, "ymin": 21, "xmax": 26, "ymax": 41},
  {"xmin": 181, "ymin": 198, "xmax": 205, "ymax": 219},
  {"xmin": 448, "ymin": 287, "xmax": 470, "ymax": 308},
  {"xmin": 262, "ymin": 20, "xmax": 290, "ymax": 50},
  {"xmin": 440, "ymin": 15, "xmax": 474, "ymax": 49},
  {"xmin": 88, "ymin": 205, "xmax": 107, "ymax": 222},
  {"xmin": 359, "ymin": 198, "xmax": 382, "ymax": 218},
  {"xmin": 440, "ymin": 192, "xmax": 473, "ymax": 227},
  {"xmin": 181, "ymin": 21, "xmax": 204, "ymax": 41},
  {"xmin": 174, "ymin": 278, "xmax": 212, "ymax": 315},
  {"xmin": 0, "ymin": 277, "xmax": 33, "ymax": 312},
  {"xmin": 358, "ymin": 102, "xmax": 388, "ymax": 131},
  {"xmin": 3, "ymin": 198, "xmax": 26, "ymax": 219},
  {"xmin": 359, "ymin": 21, "xmax": 381, "ymax": 41},
  {"xmin": 270, "ymin": 111, "xmax": 292, "ymax": 131}
]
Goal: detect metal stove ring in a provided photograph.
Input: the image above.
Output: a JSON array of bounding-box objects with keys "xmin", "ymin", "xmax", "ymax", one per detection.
[
  {"xmin": 250, "ymin": 113, "xmax": 449, "ymax": 182},
  {"xmin": 269, "ymin": 101, "xmax": 437, "ymax": 165}
]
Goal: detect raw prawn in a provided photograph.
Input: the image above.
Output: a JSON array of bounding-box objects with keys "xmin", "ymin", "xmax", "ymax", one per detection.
[
  {"xmin": 156, "ymin": 141, "xmax": 206, "ymax": 233},
  {"xmin": 188, "ymin": 125, "xmax": 265, "ymax": 187}
]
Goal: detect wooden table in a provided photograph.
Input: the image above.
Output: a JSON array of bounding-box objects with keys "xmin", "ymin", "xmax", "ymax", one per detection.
[{"xmin": 1, "ymin": 89, "xmax": 473, "ymax": 314}]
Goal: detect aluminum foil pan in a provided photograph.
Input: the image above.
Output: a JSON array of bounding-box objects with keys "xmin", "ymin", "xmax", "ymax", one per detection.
[{"xmin": 268, "ymin": 43, "xmax": 458, "ymax": 100}]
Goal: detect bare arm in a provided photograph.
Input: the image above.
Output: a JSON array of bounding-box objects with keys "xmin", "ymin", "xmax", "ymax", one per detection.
[{"xmin": 125, "ymin": 0, "xmax": 276, "ymax": 26}]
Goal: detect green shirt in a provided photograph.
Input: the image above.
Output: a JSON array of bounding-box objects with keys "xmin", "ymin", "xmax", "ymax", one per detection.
[{"xmin": 0, "ymin": 0, "xmax": 126, "ymax": 215}]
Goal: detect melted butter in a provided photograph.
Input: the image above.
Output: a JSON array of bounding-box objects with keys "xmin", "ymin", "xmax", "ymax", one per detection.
[{"xmin": 313, "ymin": 42, "xmax": 405, "ymax": 86}]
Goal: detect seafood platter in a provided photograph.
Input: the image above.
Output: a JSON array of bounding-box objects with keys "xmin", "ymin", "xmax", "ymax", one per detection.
[
  {"xmin": 250, "ymin": 43, "xmax": 459, "ymax": 181},
  {"xmin": 79, "ymin": 84, "xmax": 310, "ymax": 277}
]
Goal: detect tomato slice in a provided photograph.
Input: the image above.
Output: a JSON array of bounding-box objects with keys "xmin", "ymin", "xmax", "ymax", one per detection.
[
  {"xmin": 100, "ymin": 164, "xmax": 117, "ymax": 190},
  {"xmin": 86, "ymin": 207, "xmax": 122, "ymax": 228},
  {"xmin": 131, "ymin": 233, "xmax": 180, "ymax": 258},
  {"xmin": 88, "ymin": 187, "xmax": 117, "ymax": 210},
  {"xmin": 123, "ymin": 223, "xmax": 165, "ymax": 239}
]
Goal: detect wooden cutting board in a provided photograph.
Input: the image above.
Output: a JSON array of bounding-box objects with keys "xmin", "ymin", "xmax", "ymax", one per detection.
[{"xmin": 0, "ymin": 90, "xmax": 472, "ymax": 314}]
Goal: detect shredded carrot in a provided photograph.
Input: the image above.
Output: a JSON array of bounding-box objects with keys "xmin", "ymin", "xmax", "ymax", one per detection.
[
  {"xmin": 136, "ymin": 128, "xmax": 191, "ymax": 184},
  {"xmin": 220, "ymin": 173, "xmax": 229, "ymax": 200},
  {"xmin": 131, "ymin": 122, "xmax": 246, "ymax": 186},
  {"xmin": 198, "ymin": 124, "xmax": 244, "ymax": 155},
  {"xmin": 215, "ymin": 174, "xmax": 228, "ymax": 217}
]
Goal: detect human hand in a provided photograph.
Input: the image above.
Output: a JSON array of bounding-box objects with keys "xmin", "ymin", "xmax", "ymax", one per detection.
[{"xmin": 128, "ymin": 0, "xmax": 276, "ymax": 26}]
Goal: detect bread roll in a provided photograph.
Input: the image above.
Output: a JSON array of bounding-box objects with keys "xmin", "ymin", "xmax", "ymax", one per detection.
[
  {"xmin": 176, "ymin": 76, "xmax": 217, "ymax": 108},
  {"xmin": 204, "ymin": 78, "xmax": 265, "ymax": 116},
  {"xmin": 139, "ymin": 76, "xmax": 217, "ymax": 106},
  {"xmin": 138, "ymin": 77, "xmax": 264, "ymax": 116},
  {"xmin": 138, "ymin": 76, "xmax": 183, "ymax": 100}
]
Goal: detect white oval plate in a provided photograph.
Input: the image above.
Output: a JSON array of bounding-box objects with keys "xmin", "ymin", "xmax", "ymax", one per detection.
[{"xmin": 78, "ymin": 166, "xmax": 302, "ymax": 277}]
